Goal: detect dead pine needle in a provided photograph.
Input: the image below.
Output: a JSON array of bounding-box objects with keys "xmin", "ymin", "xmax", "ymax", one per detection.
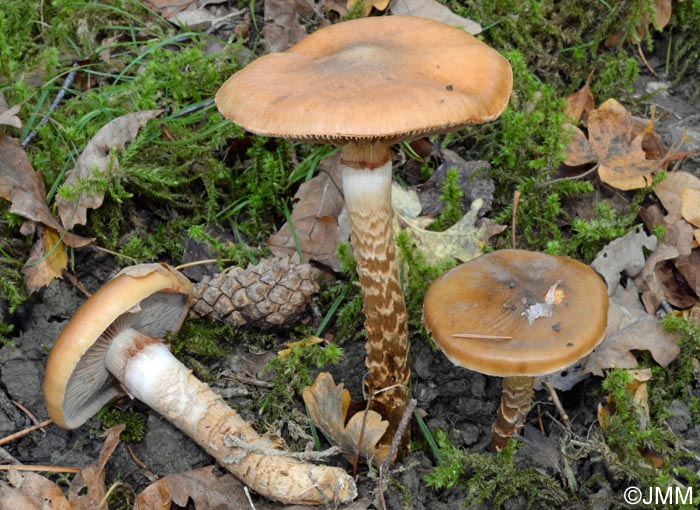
[
  {"xmin": 0, "ymin": 419, "xmax": 53, "ymax": 446},
  {"xmin": 542, "ymin": 379, "xmax": 572, "ymax": 430},
  {"xmin": 0, "ymin": 464, "xmax": 81, "ymax": 474},
  {"xmin": 379, "ymin": 398, "xmax": 416, "ymax": 510}
]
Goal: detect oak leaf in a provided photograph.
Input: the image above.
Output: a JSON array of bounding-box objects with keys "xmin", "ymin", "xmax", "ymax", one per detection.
[
  {"xmin": 393, "ymin": 186, "xmax": 504, "ymax": 265},
  {"xmin": 564, "ymin": 98, "xmax": 664, "ymax": 190},
  {"xmin": 303, "ymin": 372, "xmax": 390, "ymax": 463}
]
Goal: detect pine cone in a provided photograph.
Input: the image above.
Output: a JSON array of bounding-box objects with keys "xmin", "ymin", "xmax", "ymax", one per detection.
[{"xmin": 192, "ymin": 255, "xmax": 321, "ymax": 329}]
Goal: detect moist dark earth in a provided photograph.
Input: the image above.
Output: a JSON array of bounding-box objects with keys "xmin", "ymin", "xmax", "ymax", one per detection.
[{"xmin": 2, "ymin": 44, "xmax": 700, "ymax": 510}]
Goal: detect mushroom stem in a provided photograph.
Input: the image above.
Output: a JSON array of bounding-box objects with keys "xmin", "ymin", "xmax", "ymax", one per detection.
[
  {"xmin": 104, "ymin": 328, "xmax": 356, "ymax": 505},
  {"xmin": 492, "ymin": 375, "xmax": 535, "ymax": 451},
  {"xmin": 340, "ymin": 142, "xmax": 411, "ymax": 453}
]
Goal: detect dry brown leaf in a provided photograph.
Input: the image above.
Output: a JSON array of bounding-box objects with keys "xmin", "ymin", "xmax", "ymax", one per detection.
[
  {"xmin": 67, "ymin": 425, "xmax": 124, "ymax": 510},
  {"xmin": 0, "ymin": 134, "xmax": 91, "ymax": 248},
  {"xmin": 590, "ymin": 227, "xmax": 657, "ymax": 294},
  {"xmin": 0, "ymin": 104, "xmax": 22, "ymax": 129},
  {"xmin": 654, "ymin": 171, "xmax": 700, "ymax": 224},
  {"xmin": 681, "ymin": 188, "xmax": 700, "ymax": 227},
  {"xmin": 636, "ymin": 242, "xmax": 697, "ymax": 313},
  {"xmin": 564, "ymin": 79, "xmax": 595, "ymax": 124},
  {"xmin": 140, "ymin": 0, "xmax": 196, "ymax": 18},
  {"xmin": 390, "ymin": 0, "xmax": 482, "ymax": 34},
  {"xmin": 0, "ymin": 469, "xmax": 72, "ymax": 510},
  {"xmin": 302, "ymin": 372, "xmax": 390, "ymax": 464},
  {"xmin": 605, "ymin": 0, "xmax": 672, "ymax": 46},
  {"xmin": 135, "ymin": 466, "xmax": 250, "ymax": 510},
  {"xmin": 269, "ymin": 158, "xmax": 346, "ymax": 271},
  {"xmin": 674, "ymin": 249, "xmax": 700, "ymax": 298},
  {"xmin": 23, "ymin": 226, "xmax": 68, "ymax": 293},
  {"xmin": 586, "ymin": 316, "xmax": 680, "ymax": 375},
  {"xmin": 0, "ymin": 92, "xmax": 22, "ymax": 129},
  {"xmin": 0, "ymin": 425, "xmax": 124, "ymax": 510},
  {"xmin": 263, "ymin": 0, "xmax": 329, "ymax": 52},
  {"xmin": 564, "ymin": 99, "xmax": 664, "ymax": 190},
  {"xmin": 56, "ymin": 110, "xmax": 163, "ymax": 230}
]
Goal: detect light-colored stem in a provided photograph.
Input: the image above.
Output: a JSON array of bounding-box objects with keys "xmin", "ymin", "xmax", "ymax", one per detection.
[
  {"xmin": 340, "ymin": 142, "xmax": 410, "ymax": 455},
  {"xmin": 492, "ymin": 375, "xmax": 535, "ymax": 451},
  {"xmin": 105, "ymin": 329, "xmax": 356, "ymax": 505}
]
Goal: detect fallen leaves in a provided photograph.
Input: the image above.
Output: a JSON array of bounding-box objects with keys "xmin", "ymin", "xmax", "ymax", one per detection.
[
  {"xmin": 0, "ymin": 424, "xmax": 124, "ymax": 510},
  {"xmin": 303, "ymin": 372, "xmax": 390, "ymax": 464},
  {"xmin": 56, "ymin": 109, "xmax": 163, "ymax": 230},
  {"xmin": 0, "ymin": 108, "xmax": 162, "ymax": 292},
  {"xmin": 564, "ymin": 98, "xmax": 665, "ymax": 190},
  {"xmin": 269, "ymin": 155, "xmax": 347, "ymax": 271},
  {"xmin": 392, "ymin": 182, "xmax": 503, "ymax": 266}
]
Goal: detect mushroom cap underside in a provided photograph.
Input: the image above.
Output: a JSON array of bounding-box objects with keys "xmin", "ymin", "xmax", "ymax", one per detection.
[
  {"xmin": 215, "ymin": 15, "xmax": 513, "ymax": 145},
  {"xmin": 44, "ymin": 263, "xmax": 193, "ymax": 429},
  {"xmin": 423, "ymin": 249, "xmax": 608, "ymax": 377}
]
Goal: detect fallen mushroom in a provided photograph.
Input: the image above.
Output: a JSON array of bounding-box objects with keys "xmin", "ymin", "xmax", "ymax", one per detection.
[
  {"xmin": 422, "ymin": 250, "xmax": 608, "ymax": 450},
  {"xmin": 43, "ymin": 263, "xmax": 356, "ymax": 505},
  {"xmin": 215, "ymin": 15, "xmax": 512, "ymax": 450}
]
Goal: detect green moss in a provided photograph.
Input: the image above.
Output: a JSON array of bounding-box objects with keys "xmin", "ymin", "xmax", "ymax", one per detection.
[
  {"xmin": 425, "ymin": 430, "xmax": 566, "ymax": 509},
  {"xmin": 259, "ymin": 340, "xmax": 343, "ymax": 421},
  {"xmin": 101, "ymin": 408, "xmax": 147, "ymax": 442},
  {"xmin": 430, "ymin": 167, "xmax": 463, "ymax": 231}
]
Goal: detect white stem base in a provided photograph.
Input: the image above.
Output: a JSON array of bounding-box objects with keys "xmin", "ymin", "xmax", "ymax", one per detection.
[{"xmin": 104, "ymin": 329, "xmax": 356, "ymax": 505}]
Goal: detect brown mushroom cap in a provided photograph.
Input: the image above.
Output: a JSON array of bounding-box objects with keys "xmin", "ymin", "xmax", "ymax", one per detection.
[
  {"xmin": 44, "ymin": 263, "xmax": 193, "ymax": 429},
  {"xmin": 215, "ymin": 16, "xmax": 513, "ymax": 145},
  {"xmin": 423, "ymin": 250, "xmax": 608, "ymax": 377}
]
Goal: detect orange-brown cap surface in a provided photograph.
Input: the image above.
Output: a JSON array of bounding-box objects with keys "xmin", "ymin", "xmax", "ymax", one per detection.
[
  {"xmin": 423, "ymin": 250, "xmax": 608, "ymax": 377},
  {"xmin": 44, "ymin": 263, "xmax": 192, "ymax": 429},
  {"xmin": 215, "ymin": 16, "xmax": 512, "ymax": 145}
]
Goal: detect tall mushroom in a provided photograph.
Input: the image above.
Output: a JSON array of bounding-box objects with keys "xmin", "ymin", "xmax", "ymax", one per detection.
[
  {"xmin": 423, "ymin": 250, "xmax": 608, "ymax": 450},
  {"xmin": 44, "ymin": 263, "xmax": 356, "ymax": 505},
  {"xmin": 215, "ymin": 15, "xmax": 513, "ymax": 450}
]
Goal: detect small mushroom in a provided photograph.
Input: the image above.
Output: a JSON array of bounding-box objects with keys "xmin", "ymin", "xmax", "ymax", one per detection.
[
  {"xmin": 215, "ymin": 15, "xmax": 512, "ymax": 449},
  {"xmin": 422, "ymin": 249, "xmax": 608, "ymax": 450},
  {"xmin": 44, "ymin": 263, "xmax": 356, "ymax": 505}
]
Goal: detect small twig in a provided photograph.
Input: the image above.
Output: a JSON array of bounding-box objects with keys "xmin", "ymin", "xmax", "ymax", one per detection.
[
  {"xmin": 0, "ymin": 419, "xmax": 52, "ymax": 446},
  {"xmin": 378, "ymin": 399, "xmax": 416, "ymax": 510},
  {"xmin": 538, "ymin": 164, "xmax": 599, "ymax": 187},
  {"xmin": 637, "ymin": 42, "xmax": 658, "ymax": 77},
  {"xmin": 537, "ymin": 403, "xmax": 545, "ymax": 434},
  {"xmin": 227, "ymin": 373, "xmax": 273, "ymax": 389},
  {"xmin": 62, "ymin": 270, "xmax": 92, "ymax": 298},
  {"xmin": 223, "ymin": 434, "xmax": 341, "ymax": 461},
  {"xmin": 511, "ymin": 190, "xmax": 520, "ymax": 249},
  {"xmin": 126, "ymin": 444, "xmax": 147, "ymax": 469},
  {"xmin": 451, "ymin": 332, "xmax": 513, "ymax": 341},
  {"xmin": 12, "ymin": 401, "xmax": 46, "ymax": 429},
  {"xmin": 542, "ymin": 379, "xmax": 572, "ymax": 430},
  {"xmin": 21, "ymin": 63, "xmax": 79, "ymax": 147},
  {"xmin": 0, "ymin": 464, "xmax": 80, "ymax": 473}
]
